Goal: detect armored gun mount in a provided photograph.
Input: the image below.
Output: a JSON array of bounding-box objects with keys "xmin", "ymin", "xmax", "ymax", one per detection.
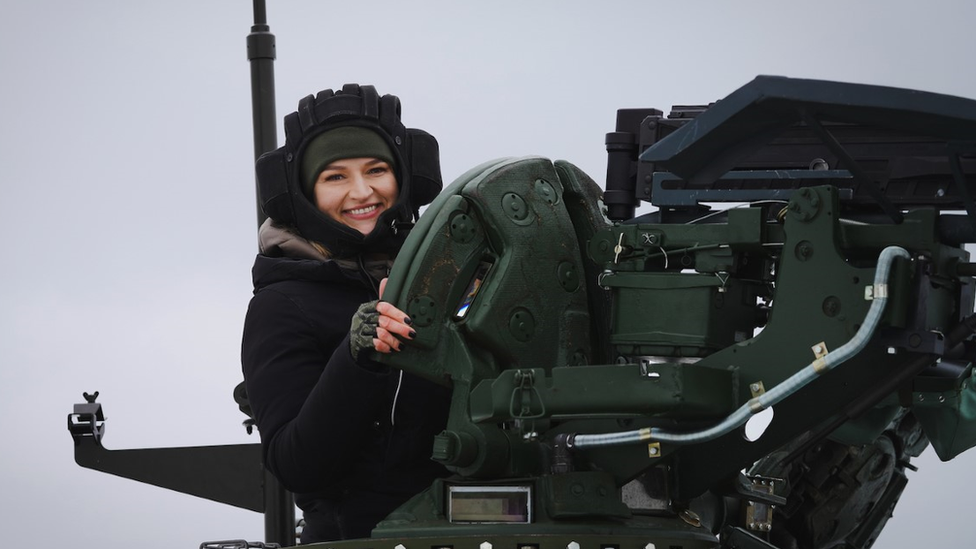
[{"xmin": 328, "ymin": 76, "xmax": 976, "ymax": 549}]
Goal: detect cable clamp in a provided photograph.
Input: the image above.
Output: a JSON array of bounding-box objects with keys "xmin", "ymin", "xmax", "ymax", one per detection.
[{"xmin": 865, "ymin": 283, "xmax": 888, "ymax": 300}]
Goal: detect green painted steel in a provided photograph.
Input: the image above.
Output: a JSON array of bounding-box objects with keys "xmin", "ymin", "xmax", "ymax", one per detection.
[{"xmin": 365, "ymin": 76, "xmax": 976, "ymax": 548}]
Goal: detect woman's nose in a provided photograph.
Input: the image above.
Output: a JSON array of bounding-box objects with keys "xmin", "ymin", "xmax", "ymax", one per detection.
[{"xmin": 348, "ymin": 174, "xmax": 373, "ymax": 199}]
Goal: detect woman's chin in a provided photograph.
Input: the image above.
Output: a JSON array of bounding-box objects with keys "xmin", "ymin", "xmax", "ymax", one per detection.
[{"xmin": 345, "ymin": 221, "xmax": 376, "ymax": 236}]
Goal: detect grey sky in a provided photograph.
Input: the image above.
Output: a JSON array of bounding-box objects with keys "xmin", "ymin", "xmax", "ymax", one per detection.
[{"xmin": 2, "ymin": 0, "xmax": 974, "ymax": 547}]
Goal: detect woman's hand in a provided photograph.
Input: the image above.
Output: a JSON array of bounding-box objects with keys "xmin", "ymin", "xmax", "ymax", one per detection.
[
  {"xmin": 372, "ymin": 278, "xmax": 415, "ymax": 353},
  {"xmin": 349, "ymin": 279, "xmax": 416, "ymax": 360}
]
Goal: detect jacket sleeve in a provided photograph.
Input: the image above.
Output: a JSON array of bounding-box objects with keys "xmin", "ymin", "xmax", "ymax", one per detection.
[{"xmin": 241, "ymin": 285, "xmax": 390, "ymax": 492}]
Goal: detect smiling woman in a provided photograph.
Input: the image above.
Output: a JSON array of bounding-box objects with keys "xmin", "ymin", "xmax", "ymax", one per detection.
[
  {"xmin": 299, "ymin": 125, "xmax": 401, "ymax": 235},
  {"xmin": 241, "ymin": 84, "xmax": 450, "ymax": 544},
  {"xmin": 313, "ymin": 156, "xmax": 399, "ymax": 235}
]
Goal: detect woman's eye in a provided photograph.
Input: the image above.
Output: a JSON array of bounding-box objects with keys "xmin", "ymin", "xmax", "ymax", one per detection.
[
  {"xmin": 367, "ymin": 166, "xmax": 389, "ymax": 175},
  {"xmin": 322, "ymin": 173, "xmax": 344, "ymax": 182}
]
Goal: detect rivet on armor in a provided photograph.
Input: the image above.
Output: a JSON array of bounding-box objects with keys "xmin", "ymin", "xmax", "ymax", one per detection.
[
  {"xmin": 509, "ymin": 308, "xmax": 536, "ymax": 342},
  {"xmin": 449, "ymin": 212, "xmax": 477, "ymax": 244},
  {"xmin": 408, "ymin": 296, "xmax": 437, "ymax": 327},
  {"xmin": 557, "ymin": 262, "xmax": 580, "ymax": 292},
  {"xmin": 534, "ymin": 178, "xmax": 558, "ymax": 205},
  {"xmin": 502, "ymin": 192, "xmax": 530, "ymax": 222}
]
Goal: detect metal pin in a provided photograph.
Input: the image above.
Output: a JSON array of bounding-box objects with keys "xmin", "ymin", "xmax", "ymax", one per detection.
[{"xmin": 614, "ymin": 233, "xmax": 626, "ymax": 263}]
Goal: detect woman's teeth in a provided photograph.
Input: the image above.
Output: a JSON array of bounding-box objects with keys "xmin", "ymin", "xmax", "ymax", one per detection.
[{"xmin": 348, "ymin": 205, "xmax": 379, "ymax": 215}]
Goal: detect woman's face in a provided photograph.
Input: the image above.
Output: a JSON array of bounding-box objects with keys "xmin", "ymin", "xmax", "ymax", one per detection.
[{"xmin": 313, "ymin": 157, "xmax": 398, "ymax": 235}]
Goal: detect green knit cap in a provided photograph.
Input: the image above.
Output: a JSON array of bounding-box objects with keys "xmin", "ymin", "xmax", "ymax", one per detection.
[{"xmin": 300, "ymin": 126, "xmax": 397, "ymax": 198}]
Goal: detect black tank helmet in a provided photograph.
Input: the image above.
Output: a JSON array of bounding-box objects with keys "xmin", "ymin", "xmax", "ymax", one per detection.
[{"xmin": 256, "ymin": 84, "xmax": 442, "ymax": 258}]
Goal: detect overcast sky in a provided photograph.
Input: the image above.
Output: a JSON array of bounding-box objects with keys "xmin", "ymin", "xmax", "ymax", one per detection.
[{"xmin": 3, "ymin": 1, "xmax": 976, "ymax": 547}]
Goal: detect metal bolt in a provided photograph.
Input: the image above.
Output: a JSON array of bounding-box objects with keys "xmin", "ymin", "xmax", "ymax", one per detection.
[{"xmin": 809, "ymin": 158, "xmax": 829, "ymax": 170}]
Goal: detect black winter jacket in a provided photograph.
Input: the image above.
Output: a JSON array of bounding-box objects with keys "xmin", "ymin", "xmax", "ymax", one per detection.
[{"xmin": 241, "ymin": 252, "xmax": 450, "ymax": 543}]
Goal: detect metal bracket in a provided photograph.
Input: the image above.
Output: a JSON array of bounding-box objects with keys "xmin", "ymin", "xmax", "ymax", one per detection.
[
  {"xmin": 510, "ymin": 370, "xmax": 546, "ymax": 419},
  {"xmin": 811, "ymin": 342, "xmax": 829, "ymax": 359},
  {"xmin": 744, "ymin": 477, "xmax": 778, "ymax": 533},
  {"xmin": 67, "ymin": 392, "xmax": 293, "ymax": 537},
  {"xmin": 647, "ymin": 442, "xmax": 662, "ymax": 458},
  {"xmin": 67, "ymin": 392, "xmax": 106, "ymax": 441},
  {"xmin": 749, "ymin": 381, "xmax": 766, "ymax": 398}
]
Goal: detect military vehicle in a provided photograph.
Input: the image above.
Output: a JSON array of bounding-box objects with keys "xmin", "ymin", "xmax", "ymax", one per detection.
[{"xmin": 68, "ymin": 3, "xmax": 976, "ymax": 548}]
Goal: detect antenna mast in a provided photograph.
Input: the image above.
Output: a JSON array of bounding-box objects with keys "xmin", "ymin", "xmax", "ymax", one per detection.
[
  {"xmin": 247, "ymin": 0, "xmax": 277, "ymax": 228},
  {"xmin": 247, "ymin": 2, "xmax": 294, "ymax": 544}
]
